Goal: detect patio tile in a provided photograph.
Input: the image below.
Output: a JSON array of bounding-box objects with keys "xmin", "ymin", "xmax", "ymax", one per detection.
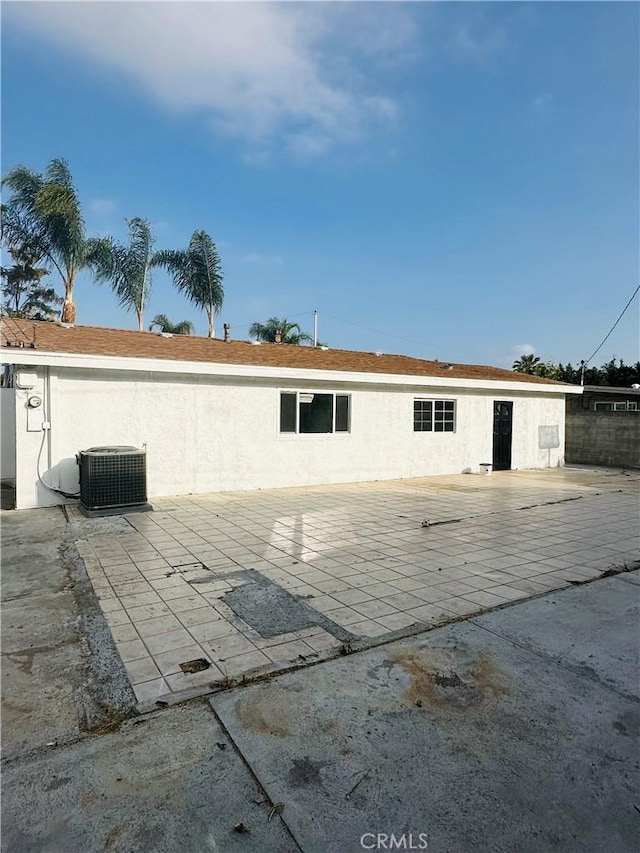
[
  {"xmin": 330, "ymin": 588, "xmax": 374, "ymax": 606},
  {"xmin": 437, "ymin": 597, "xmax": 481, "ymax": 616},
  {"xmin": 375, "ymin": 612, "xmax": 422, "ymax": 631},
  {"xmin": 380, "ymin": 592, "xmax": 427, "ymax": 611},
  {"xmin": 404, "ymin": 604, "xmax": 455, "ymax": 624},
  {"xmin": 119, "ymin": 591, "xmax": 163, "ymax": 610},
  {"xmin": 152, "ymin": 643, "xmax": 210, "ymax": 677},
  {"xmin": 306, "ymin": 594, "xmax": 342, "ymax": 613},
  {"xmin": 262, "ymin": 640, "xmax": 315, "ymax": 664},
  {"xmin": 132, "ymin": 677, "xmax": 170, "ymax": 703},
  {"xmin": 189, "ymin": 619, "xmax": 239, "ymax": 643},
  {"xmin": 125, "ymin": 656, "xmax": 161, "ymax": 684},
  {"xmin": 409, "ymin": 585, "xmax": 451, "ymax": 603},
  {"xmin": 327, "ymin": 606, "xmax": 367, "ymax": 626},
  {"xmin": 126, "ymin": 602, "xmax": 173, "ymax": 622},
  {"xmin": 144, "ymin": 628, "xmax": 195, "ymax": 656},
  {"xmin": 460, "ymin": 590, "xmax": 508, "ymax": 608},
  {"xmin": 118, "ymin": 639, "xmax": 149, "ymax": 662},
  {"xmin": 205, "ymin": 633, "xmax": 258, "ymax": 661},
  {"xmin": 487, "ymin": 584, "xmax": 527, "ymax": 601},
  {"xmin": 157, "ymin": 584, "xmax": 198, "ymax": 602},
  {"xmin": 388, "ymin": 577, "xmax": 427, "ymax": 592},
  {"xmin": 136, "ymin": 614, "xmax": 183, "ymax": 637},
  {"xmin": 348, "ymin": 620, "xmax": 389, "ymax": 638},
  {"xmin": 103, "ymin": 609, "xmax": 131, "ymax": 627},
  {"xmin": 301, "ymin": 630, "xmax": 341, "ymax": 652},
  {"xmin": 435, "ymin": 580, "xmax": 480, "ymax": 597},
  {"xmin": 99, "ymin": 597, "xmax": 124, "ymax": 613},
  {"xmin": 312, "ymin": 578, "xmax": 351, "ymax": 594},
  {"xmin": 219, "ymin": 650, "xmax": 271, "ymax": 676},
  {"xmin": 165, "ymin": 666, "xmax": 224, "ymax": 692},
  {"xmin": 352, "ymin": 600, "xmax": 399, "ymax": 619},
  {"xmin": 110, "ymin": 623, "xmax": 141, "ymax": 643}
]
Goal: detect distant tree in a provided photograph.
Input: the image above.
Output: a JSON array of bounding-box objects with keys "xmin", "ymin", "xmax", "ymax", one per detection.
[
  {"xmin": 2, "ymin": 158, "xmax": 97, "ymax": 323},
  {"xmin": 515, "ymin": 357, "xmax": 640, "ymax": 386},
  {"xmin": 154, "ymin": 231, "xmax": 223, "ymax": 338},
  {"xmin": 249, "ymin": 316, "xmax": 314, "ymax": 345},
  {"xmin": 1, "ymin": 245, "xmax": 61, "ymax": 320},
  {"xmin": 87, "ymin": 217, "xmax": 155, "ymax": 331},
  {"xmin": 512, "ymin": 353, "xmax": 541, "ymax": 374},
  {"xmin": 149, "ymin": 314, "xmax": 195, "ymax": 335}
]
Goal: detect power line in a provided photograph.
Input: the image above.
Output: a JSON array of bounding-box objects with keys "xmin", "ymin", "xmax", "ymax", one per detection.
[
  {"xmin": 225, "ymin": 309, "xmax": 314, "ymax": 333},
  {"xmin": 583, "ymin": 284, "xmax": 640, "ymax": 365},
  {"xmin": 321, "ymin": 313, "xmax": 428, "ymax": 349}
]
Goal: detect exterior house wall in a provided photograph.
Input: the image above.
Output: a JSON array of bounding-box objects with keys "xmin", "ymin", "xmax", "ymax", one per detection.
[
  {"xmin": 13, "ymin": 365, "xmax": 567, "ymax": 509},
  {"xmin": 1, "ymin": 387, "xmax": 16, "ymax": 484},
  {"xmin": 565, "ymin": 411, "xmax": 640, "ymax": 469}
]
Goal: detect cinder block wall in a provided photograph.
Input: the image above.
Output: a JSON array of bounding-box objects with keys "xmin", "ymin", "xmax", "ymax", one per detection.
[{"xmin": 565, "ymin": 411, "xmax": 640, "ymax": 468}]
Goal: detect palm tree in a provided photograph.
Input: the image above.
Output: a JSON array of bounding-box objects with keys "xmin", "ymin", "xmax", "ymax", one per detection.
[
  {"xmin": 149, "ymin": 314, "xmax": 195, "ymax": 335},
  {"xmin": 513, "ymin": 353, "xmax": 541, "ymax": 374},
  {"xmin": 249, "ymin": 317, "xmax": 313, "ymax": 345},
  {"xmin": 87, "ymin": 217, "xmax": 155, "ymax": 331},
  {"xmin": 153, "ymin": 231, "xmax": 223, "ymax": 338},
  {"xmin": 2, "ymin": 158, "xmax": 94, "ymax": 323}
]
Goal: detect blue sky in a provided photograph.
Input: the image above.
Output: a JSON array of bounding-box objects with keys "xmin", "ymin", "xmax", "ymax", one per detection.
[{"xmin": 2, "ymin": 1, "xmax": 638, "ymax": 369}]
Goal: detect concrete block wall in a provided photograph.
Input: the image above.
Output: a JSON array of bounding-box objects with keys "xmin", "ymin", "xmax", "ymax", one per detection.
[{"xmin": 565, "ymin": 411, "xmax": 640, "ymax": 468}]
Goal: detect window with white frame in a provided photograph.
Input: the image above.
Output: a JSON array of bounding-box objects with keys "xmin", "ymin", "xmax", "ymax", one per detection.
[
  {"xmin": 414, "ymin": 398, "xmax": 456, "ymax": 432},
  {"xmin": 280, "ymin": 391, "xmax": 351, "ymax": 434},
  {"xmin": 594, "ymin": 401, "xmax": 638, "ymax": 412}
]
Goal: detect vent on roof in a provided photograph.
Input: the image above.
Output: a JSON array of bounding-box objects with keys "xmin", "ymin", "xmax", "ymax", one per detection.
[
  {"xmin": 251, "ymin": 341, "xmax": 261, "ymax": 345},
  {"xmin": 77, "ymin": 446, "xmax": 151, "ymax": 516},
  {"xmin": 160, "ymin": 332, "xmax": 173, "ymax": 338}
]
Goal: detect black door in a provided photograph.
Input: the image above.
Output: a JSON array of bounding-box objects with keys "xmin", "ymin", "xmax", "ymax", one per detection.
[{"xmin": 492, "ymin": 401, "xmax": 513, "ymax": 471}]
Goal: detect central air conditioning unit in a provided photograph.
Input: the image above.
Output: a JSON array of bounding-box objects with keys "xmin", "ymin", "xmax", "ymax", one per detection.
[{"xmin": 77, "ymin": 446, "xmax": 152, "ymax": 516}]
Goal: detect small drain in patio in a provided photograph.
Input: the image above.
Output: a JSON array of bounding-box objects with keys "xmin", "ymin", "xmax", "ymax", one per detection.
[{"xmin": 179, "ymin": 658, "xmax": 211, "ymax": 674}]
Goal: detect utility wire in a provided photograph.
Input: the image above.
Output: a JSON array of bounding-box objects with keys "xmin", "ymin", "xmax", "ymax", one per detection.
[
  {"xmin": 583, "ymin": 284, "xmax": 640, "ymax": 365},
  {"xmin": 225, "ymin": 309, "xmax": 314, "ymax": 334},
  {"xmin": 322, "ymin": 313, "xmax": 429, "ymax": 349}
]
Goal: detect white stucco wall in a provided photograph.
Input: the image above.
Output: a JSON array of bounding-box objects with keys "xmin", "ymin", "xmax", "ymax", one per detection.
[
  {"xmin": 12, "ymin": 363, "xmax": 567, "ymax": 509},
  {"xmin": 1, "ymin": 387, "xmax": 16, "ymax": 484}
]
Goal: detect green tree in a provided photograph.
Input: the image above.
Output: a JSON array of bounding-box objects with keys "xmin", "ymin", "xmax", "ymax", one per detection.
[
  {"xmin": 1, "ymin": 245, "xmax": 61, "ymax": 320},
  {"xmin": 87, "ymin": 217, "xmax": 155, "ymax": 331},
  {"xmin": 154, "ymin": 231, "xmax": 223, "ymax": 338},
  {"xmin": 2, "ymin": 158, "xmax": 97, "ymax": 323},
  {"xmin": 249, "ymin": 316, "xmax": 314, "ymax": 345},
  {"xmin": 149, "ymin": 314, "xmax": 195, "ymax": 335},
  {"xmin": 512, "ymin": 353, "xmax": 541, "ymax": 374}
]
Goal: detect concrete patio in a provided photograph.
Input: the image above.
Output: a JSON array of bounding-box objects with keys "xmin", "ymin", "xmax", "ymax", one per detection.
[{"xmin": 74, "ymin": 467, "xmax": 640, "ymax": 707}]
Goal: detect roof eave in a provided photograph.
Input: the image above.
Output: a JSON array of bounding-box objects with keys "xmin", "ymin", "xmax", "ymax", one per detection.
[{"xmin": 3, "ymin": 349, "xmax": 581, "ymax": 394}]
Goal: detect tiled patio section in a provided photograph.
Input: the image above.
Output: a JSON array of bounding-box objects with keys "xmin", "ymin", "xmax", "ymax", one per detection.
[{"xmin": 75, "ymin": 468, "xmax": 640, "ymax": 706}]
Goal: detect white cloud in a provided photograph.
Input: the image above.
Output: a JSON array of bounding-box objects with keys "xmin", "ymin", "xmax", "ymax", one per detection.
[
  {"xmin": 238, "ymin": 252, "xmax": 283, "ymax": 268},
  {"xmin": 450, "ymin": 24, "xmax": 505, "ymax": 61},
  {"xmin": 89, "ymin": 198, "xmax": 116, "ymax": 215},
  {"xmin": 5, "ymin": 2, "xmax": 418, "ymax": 159},
  {"xmin": 511, "ymin": 343, "xmax": 537, "ymax": 358}
]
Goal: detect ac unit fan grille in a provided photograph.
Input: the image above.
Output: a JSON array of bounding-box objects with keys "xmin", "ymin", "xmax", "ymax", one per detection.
[{"xmin": 79, "ymin": 446, "xmax": 147, "ymax": 510}]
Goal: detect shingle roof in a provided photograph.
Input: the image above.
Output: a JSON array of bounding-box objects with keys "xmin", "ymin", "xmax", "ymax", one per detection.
[{"xmin": 0, "ymin": 317, "xmax": 566, "ymax": 386}]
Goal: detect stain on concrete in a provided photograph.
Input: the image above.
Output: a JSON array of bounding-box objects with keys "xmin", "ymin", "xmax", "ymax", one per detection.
[
  {"xmin": 234, "ymin": 686, "xmax": 313, "ymax": 738},
  {"xmin": 287, "ymin": 757, "xmax": 327, "ymax": 787},
  {"xmin": 613, "ymin": 710, "xmax": 640, "ymax": 738},
  {"xmin": 393, "ymin": 647, "xmax": 509, "ymax": 710}
]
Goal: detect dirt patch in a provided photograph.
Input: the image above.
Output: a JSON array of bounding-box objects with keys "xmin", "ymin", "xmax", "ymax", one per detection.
[
  {"xmin": 393, "ymin": 648, "xmax": 509, "ymax": 711},
  {"xmin": 235, "ymin": 687, "xmax": 311, "ymax": 737}
]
